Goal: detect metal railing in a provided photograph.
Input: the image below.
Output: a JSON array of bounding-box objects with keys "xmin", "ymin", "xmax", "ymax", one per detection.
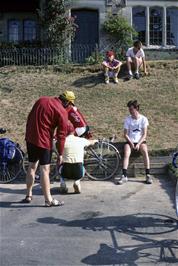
[{"xmin": 0, "ymin": 44, "xmax": 98, "ymax": 66}]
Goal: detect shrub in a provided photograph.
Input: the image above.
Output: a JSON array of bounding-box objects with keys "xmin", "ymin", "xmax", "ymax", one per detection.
[
  {"xmin": 38, "ymin": 0, "xmax": 77, "ymax": 48},
  {"xmin": 103, "ymin": 15, "xmax": 137, "ymax": 59}
]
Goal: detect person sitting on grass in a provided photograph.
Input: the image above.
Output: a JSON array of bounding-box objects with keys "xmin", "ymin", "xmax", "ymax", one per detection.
[
  {"xmin": 126, "ymin": 40, "xmax": 148, "ymax": 80},
  {"xmin": 102, "ymin": 50, "xmax": 122, "ymax": 84},
  {"xmin": 114, "ymin": 100, "xmax": 153, "ymax": 185},
  {"xmin": 59, "ymin": 122, "xmax": 98, "ymax": 194}
]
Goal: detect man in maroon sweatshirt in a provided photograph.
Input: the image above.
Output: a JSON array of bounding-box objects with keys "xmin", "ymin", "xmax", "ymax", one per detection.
[{"xmin": 24, "ymin": 96, "xmax": 68, "ymax": 207}]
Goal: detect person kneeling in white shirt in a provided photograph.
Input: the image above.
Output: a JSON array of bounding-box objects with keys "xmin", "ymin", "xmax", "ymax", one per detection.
[{"xmin": 59, "ymin": 122, "xmax": 98, "ymax": 193}]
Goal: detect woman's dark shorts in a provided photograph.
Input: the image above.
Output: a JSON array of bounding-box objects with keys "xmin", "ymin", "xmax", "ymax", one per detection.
[
  {"xmin": 60, "ymin": 163, "xmax": 84, "ymax": 180},
  {"xmin": 126, "ymin": 141, "xmax": 146, "ymax": 147},
  {"xmin": 26, "ymin": 142, "xmax": 52, "ymax": 165},
  {"xmin": 125, "ymin": 141, "xmax": 147, "ymax": 154}
]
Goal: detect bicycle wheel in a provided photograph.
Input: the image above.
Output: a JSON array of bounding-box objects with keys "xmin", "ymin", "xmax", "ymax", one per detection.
[
  {"xmin": 0, "ymin": 147, "xmax": 24, "ymax": 183},
  {"xmin": 23, "ymin": 150, "xmax": 59, "ymax": 182},
  {"xmin": 84, "ymin": 141, "xmax": 121, "ymax": 181},
  {"xmin": 172, "ymin": 152, "xmax": 178, "ymax": 168}
]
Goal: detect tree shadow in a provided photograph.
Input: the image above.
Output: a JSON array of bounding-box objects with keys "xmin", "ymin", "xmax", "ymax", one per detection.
[
  {"xmin": 72, "ymin": 72, "xmax": 104, "ymax": 88},
  {"xmin": 71, "ymin": 65, "xmax": 129, "ymax": 88}
]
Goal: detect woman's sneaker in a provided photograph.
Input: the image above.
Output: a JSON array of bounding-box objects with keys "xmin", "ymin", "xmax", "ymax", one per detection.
[
  {"xmin": 73, "ymin": 180, "xmax": 81, "ymax": 193},
  {"xmin": 134, "ymin": 73, "xmax": 140, "ymax": 79},
  {"xmin": 113, "ymin": 77, "xmax": 119, "ymax": 84},
  {"xmin": 59, "ymin": 183, "xmax": 68, "ymax": 194},
  {"xmin": 115, "ymin": 175, "xmax": 128, "ymax": 185},
  {"xmin": 105, "ymin": 77, "xmax": 109, "ymax": 84},
  {"xmin": 146, "ymin": 174, "xmax": 153, "ymax": 184}
]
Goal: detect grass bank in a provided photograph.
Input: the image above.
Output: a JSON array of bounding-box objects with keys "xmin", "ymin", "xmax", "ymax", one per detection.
[{"xmin": 0, "ymin": 60, "xmax": 178, "ymax": 153}]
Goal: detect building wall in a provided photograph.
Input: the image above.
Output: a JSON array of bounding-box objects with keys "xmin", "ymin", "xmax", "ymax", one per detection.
[
  {"xmin": 70, "ymin": 0, "xmax": 178, "ymax": 51},
  {"xmin": 0, "ymin": 0, "xmax": 178, "ymax": 55}
]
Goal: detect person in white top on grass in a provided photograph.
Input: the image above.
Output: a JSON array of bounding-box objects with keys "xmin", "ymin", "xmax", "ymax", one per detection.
[
  {"xmin": 126, "ymin": 40, "xmax": 148, "ymax": 80},
  {"xmin": 115, "ymin": 100, "xmax": 153, "ymax": 185},
  {"xmin": 59, "ymin": 122, "xmax": 98, "ymax": 193}
]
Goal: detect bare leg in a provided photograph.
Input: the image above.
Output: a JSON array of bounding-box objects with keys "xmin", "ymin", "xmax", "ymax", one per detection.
[
  {"xmin": 26, "ymin": 161, "xmax": 39, "ymax": 197},
  {"xmin": 113, "ymin": 67, "xmax": 120, "ymax": 78},
  {"xmin": 40, "ymin": 164, "xmax": 53, "ymax": 203},
  {"xmin": 103, "ymin": 66, "xmax": 110, "ymax": 83},
  {"xmin": 103, "ymin": 66, "xmax": 109, "ymax": 78},
  {"xmin": 139, "ymin": 143, "xmax": 150, "ymax": 169},
  {"xmin": 126, "ymin": 58, "xmax": 132, "ymax": 74},
  {"xmin": 123, "ymin": 143, "xmax": 132, "ymax": 170}
]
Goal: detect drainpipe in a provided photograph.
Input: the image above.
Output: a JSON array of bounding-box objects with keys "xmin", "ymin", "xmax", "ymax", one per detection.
[
  {"xmin": 146, "ymin": 6, "xmax": 150, "ymax": 47},
  {"xmin": 162, "ymin": 6, "xmax": 167, "ymax": 47}
]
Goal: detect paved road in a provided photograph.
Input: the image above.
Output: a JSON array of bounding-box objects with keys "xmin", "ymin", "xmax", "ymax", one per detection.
[{"xmin": 0, "ymin": 175, "xmax": 178, "ymax": 266}]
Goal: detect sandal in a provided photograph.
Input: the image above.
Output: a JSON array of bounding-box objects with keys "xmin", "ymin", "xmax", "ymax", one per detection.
[
  {"xmin": 45, "ymin": 198, "xmax": 64, "ymax": 207},
  {"xmin": 22, "ymin": 195, "xmax": 33, "ymax": 203}
]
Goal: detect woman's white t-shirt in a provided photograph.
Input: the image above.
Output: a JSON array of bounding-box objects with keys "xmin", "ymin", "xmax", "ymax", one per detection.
[
  {"xmin": 124, "ymin": 114, "xmax": 149, "ymax": 143},
  {"xmin": 62, "ymin": 135, "xmax": 90, "ymax": 163},
  {"xmin": 126, "ymin": 47, "xmax": 145, "ymax": 58}
]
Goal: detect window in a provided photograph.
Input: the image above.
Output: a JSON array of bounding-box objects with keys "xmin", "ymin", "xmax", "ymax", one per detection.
[
  {"xmin": 8, "ymin": 19, "xmax": 37, "ymax": 43},
  {"xmin": 24, "ymin": 20, "xmax": 37, "ymax": 41},
  {"xmin": 167, "ymin": 8, "xmax": 178, "ymax": 46},
  {"xmin": 106, "ymin": 0, "xmax": 113, "ymax": 5},
  {"xmin": 150, "ymin": 7, "xmax": 163, "ymax": 45},
  {"xmin": 132, "ymin": 7, "xmax": 146, "ymax": 45},
  {"xmin": 8, "ymin": 20, "xmax": 20, "ymax": 42}
]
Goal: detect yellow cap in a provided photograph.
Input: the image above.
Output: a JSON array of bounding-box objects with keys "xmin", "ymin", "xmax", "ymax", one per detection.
[{"xmin": 62, "ymin": 90, "xmax": 75, "ymax": 103}]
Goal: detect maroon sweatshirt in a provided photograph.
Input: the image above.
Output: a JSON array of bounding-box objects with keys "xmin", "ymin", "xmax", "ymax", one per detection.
[{"xmin": 25, "ymin": 97, "xmax": 68, "ymax": 155}]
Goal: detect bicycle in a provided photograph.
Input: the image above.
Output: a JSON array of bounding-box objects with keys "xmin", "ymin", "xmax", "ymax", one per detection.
[
  {"xmin": 172, "ymin": 145, "xmax": 178, "ymax": 169},
  {"xmin": 172, "ymin": 145, "xmax": 178, "ymax": 217},
  {"xmin": 0, "ymin": 128, "xmax": 25, "ymax": 184},
  {"xmin": 84, "ymin": 138, "xmax": 121, "ymax": 181},
  {"xmin": 23, "ymin": 138, "xmax": 121, "ymax": 182}
]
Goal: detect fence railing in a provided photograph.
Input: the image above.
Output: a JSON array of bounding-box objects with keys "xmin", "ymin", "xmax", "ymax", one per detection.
[{"xmin": 0, "ymin": 44, "xmax": 98, "ymax": 66}]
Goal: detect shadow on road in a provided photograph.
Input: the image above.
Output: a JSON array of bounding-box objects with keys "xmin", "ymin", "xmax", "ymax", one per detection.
[{"xmin": 37, "ymin": 213, "xmax": 178, "ymax": 265}]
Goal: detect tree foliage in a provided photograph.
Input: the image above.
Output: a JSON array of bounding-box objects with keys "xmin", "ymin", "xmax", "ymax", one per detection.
[
  {"xmin": 103, "ymin": 15, "xmax": 137, "ymax": 49},
  {"xmin": 38, "ymin": 0, "xmax": 77, "ymax": 47}
]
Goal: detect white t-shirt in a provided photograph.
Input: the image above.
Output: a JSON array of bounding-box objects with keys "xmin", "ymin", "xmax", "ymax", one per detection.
[
  {"xmin": 62, "ymin": 135, "xmax": 90, "ymax": 163},
  {"xmin": 126, "ymin": 47, "xmax": 145, "ymax": 58},
  {"xmin": 124, "ymin": 114, "xmax": 149, "ymax": 143}
]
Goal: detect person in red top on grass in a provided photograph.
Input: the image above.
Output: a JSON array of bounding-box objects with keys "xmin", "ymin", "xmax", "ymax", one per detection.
[
  {"xmin": 59, "ymin": 90, "xmax": 92, "ymax": 139},
  {"xmin": 23, "ymin": 96, "xmax": 68, "ymax": 207},
  {"xmin": 102, "ymin": 50, "xmax": 122, "ymax": 84}
]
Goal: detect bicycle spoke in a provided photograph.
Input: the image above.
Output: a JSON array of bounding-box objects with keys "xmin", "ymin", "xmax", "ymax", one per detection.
[{"xmin": 85, "ymin": 141, "xmax": 120, "ymax": 181}]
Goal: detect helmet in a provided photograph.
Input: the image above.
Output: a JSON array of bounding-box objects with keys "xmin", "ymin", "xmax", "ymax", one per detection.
[{"xmin": 62, "ymin": 90, "xmax": 75, "ymax": 104}]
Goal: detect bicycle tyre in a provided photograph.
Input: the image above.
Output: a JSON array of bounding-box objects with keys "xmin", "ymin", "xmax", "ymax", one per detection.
[
  {"xmin": 84, "ymin": 141, "xmax": 121, "ymax": 181},
  {"xmin": 0, "ymin": 147, "xmax": 24, "ymax": 184},
  {"xmin": 172, "ymin": 152, "xmax": 178, "ymax": 168},
  {"xmin": 23, "ymin": 150, "xmax": 59, "ymax": 182}
]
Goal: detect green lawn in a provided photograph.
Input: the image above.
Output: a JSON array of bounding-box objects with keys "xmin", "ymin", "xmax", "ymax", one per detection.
[{"xmin": 0, "ymin": 61, "xmax": 178, "ymax": 153}]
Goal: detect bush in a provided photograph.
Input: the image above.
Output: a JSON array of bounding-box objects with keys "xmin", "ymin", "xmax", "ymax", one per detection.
[
  {"xmin": 85, "ymin": 52, "xmax": 104, "ymax": 65},
  {"xmin": 103, "ymin": 15, "xmax": 138, "ymax": 59}
]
